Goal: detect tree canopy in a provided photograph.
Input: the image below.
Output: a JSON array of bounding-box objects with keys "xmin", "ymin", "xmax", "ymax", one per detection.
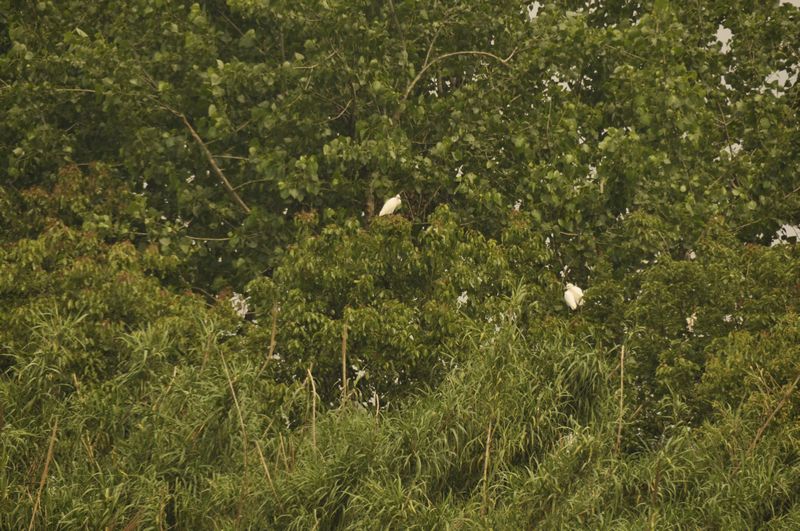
[{"xmin": 2, "ymin": 0, "xmax": 800, "ymax": 528}]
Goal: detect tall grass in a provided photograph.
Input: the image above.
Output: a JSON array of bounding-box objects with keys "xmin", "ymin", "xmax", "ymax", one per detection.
[{"xmin": 2, "ymin": 289, "xmax": 799, "ymax": 528}]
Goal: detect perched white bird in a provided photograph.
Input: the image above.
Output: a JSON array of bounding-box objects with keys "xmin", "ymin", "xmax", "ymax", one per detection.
[
  {"xmin": 378, "ymin": 194, "xmax": 402, "ymax": 216},
  {"xmin": 686, "ymin": 312, "xmax": 697, "ymax": 332},
  {"xmin": 564, "ymin": 283, "xmax": 584, "ymax": 310}
]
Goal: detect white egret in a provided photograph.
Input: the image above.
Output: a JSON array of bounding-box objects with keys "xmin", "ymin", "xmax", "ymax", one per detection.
[
  {"xmin": 379, "ymin": 194, "xmax": 402, "ymax": 216},
  {"xmin": 564, "ymin": 283, "xmax": 584, "ymax": 310},
  {"xmin": 686, "ymin": 312, "xmax": 697, "ymax": 332}
]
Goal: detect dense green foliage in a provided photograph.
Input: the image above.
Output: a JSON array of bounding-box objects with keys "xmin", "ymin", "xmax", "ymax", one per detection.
[{"xmin": 2, "ymin": 0, "xmax": 800, "ymax": 528}]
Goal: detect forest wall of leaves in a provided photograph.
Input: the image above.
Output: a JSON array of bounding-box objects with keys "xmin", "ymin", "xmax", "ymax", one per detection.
[{"xmin": 2, "ymin": 0, "xmax": 800, "ymax": 527}]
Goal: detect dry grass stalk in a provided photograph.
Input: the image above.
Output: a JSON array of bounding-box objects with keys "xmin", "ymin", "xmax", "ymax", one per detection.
[
  {"xmin": 220, "ymin": 350, "xmax": 249, "ymax": 522},
  {"xmin": 747, "ymin": 371, "xmax": 800, "ymax": 456},
  {"xmin": 307, "ymin": 366, "xmax": 318, "ymax": 450},
  {"xmin": 615, "ymin": 345, "xmax": 626, "ymax": 454},
  {"xmin": 28, "ymin": 418, "xmax": 58, "ymax": 531},
  {"xmin": 341, "ymin": 321, "xmax": 349, "ymax": 406},
  {"xmin": 257, "ymin": 305, "xmax": 279, "ymax": 378},
  {"xmin": 481, "ymin": 420, "xmax": 494, "ymax": 516},
  {"xmin": 255, "ymin": 439, "xmax": 280, "ymax": 501}
]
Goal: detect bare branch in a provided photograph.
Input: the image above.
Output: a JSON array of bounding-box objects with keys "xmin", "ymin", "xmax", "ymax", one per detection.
[
  {"xmin": 186, "ymin": 235, "xmax": 232, "ymax": 241},
  {"xmin": 395, "ymin": 48, "xmax": 517, "ymax": 119},
  {"xmin": 150, "ymin": 94, "xmax": 252, "ymax": 215},
  {"xmin": 324, "ymin": 98, "xmax": 353, "ymax": 124},
  {"xmin": 387, "ymin": 0, "xmax": 409, "ymax": 61},
  {"xmin": 423, "ymin": 26, "xmax": 443, "ymax": 71},
  {"xmin": 175, "ymin": 112, "xmax": 252, "ymax": 214}
]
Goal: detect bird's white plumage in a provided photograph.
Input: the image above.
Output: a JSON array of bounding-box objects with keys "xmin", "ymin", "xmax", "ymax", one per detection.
[
  {"xmin": 564, "ymin": 290, "xmax": 578, "ymax": 310},
  {"xmin": 567, "ymin": 283, "xmax": 583, "ymax": 301},
  {"xmin": 564, "ymin": 283, "xmax": 584, "ymax": 310},
  {"xmin": 379, "ymin": 194, "xmax": 402, "ymax": 216},
  {"xmin": 686, "ymin": 312, "xmax": 697, "ymax": 332}
]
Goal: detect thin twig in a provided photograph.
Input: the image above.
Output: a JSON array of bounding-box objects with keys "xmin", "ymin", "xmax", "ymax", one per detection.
[
  {"xmin": 615, "ymin": 346, "xmax": 626, "ymax": 454},
  {"xmin": 28, "ymin": 419, "xmax": 58, "ymax": 531},
  {"xmin": 387, "ymin": 0, "xmax": 409, "ymax": 61},
  {"xmin": 601, "ymin": 44, "xmax": 646, "ymax": 62},
  {"xmin": 232, "ymin": 178, "xmax": 273, "ymax": 191},
  {"xmin": 395, "ymin": 48, "xmax": 516, "ymax": 118},
  {"xmin": 323, "ymin": 98, "xmax": 352, "ymax": 124},
  {"xmin": 716, "ymin": 100, "xmax": 735, "ymax": 157},
  {"xmin": 51, "ymin": 87, "xmax": 97, "ymax": 94},
  {"xmin": 782, "ymin": 182, "xmax": 800, "ymax": 199},
  {"xmin": 423, "ymin": 25, "xmax": 443, "ymax": 70},
  {"xmin": 734, "ymin": 216, "xmax": 769, "ymax": 232},
  {"xmin": 186, "ymin": 235, "xmax": 232, "ymax": 242}
]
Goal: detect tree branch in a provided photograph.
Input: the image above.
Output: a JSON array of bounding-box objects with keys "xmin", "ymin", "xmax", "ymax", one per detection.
[
  {"xmin": 387, "ymin": 0, "xmax": 409, "ymax": 61},
  {"xmin": 398, "ymin": 48, "xmax": 516, "ymax": 106},
  {"xmin": 148, "ymin": 92, "xmax": 252, "ymax": 215},
  {"xmin": 175, "ymin": 112, "xmax": 252, "ymax": 214}
]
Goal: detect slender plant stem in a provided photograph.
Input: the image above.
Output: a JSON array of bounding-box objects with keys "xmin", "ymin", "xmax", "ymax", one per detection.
[
  {"xmin": 481, "ymin": 421, "xmax": 494, "ymax": 516},
  {"xmin": 615, "ymin": 346, "xmax": 626, "ymax": 454},
  {"xmin": 220, "ymin": 351, "xmax": 249, "ymax": 521},
  {"xmin": 255, "ymin": 440, "xmax": 280, "ymax": 502},
  {"xmin": 257, "ymin": 305, "xmax": 279, "ymax": 378},
  {"xmin": 341, "ymin": 321, "xmax": 349, "ymax": 406},
  {"xmin": 307, "ymin": 367, "xmax": 317, "ymax": 450},
  {"xmin": 28, "ymin": 418, "xmax": 58, "ymax": 531},
  {"xmin": 746, "ymin": 371, "xmax": 800, "ymax": 456},
  {"xmin": 278, "ymin": 433, "xmax": 290, "ymax": 472}
]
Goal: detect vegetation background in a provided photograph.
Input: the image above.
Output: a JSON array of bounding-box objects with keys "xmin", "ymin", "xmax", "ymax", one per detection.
[{"xmin": 2, "ymin": 0, "xmax": 800, "ymax": 528}]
